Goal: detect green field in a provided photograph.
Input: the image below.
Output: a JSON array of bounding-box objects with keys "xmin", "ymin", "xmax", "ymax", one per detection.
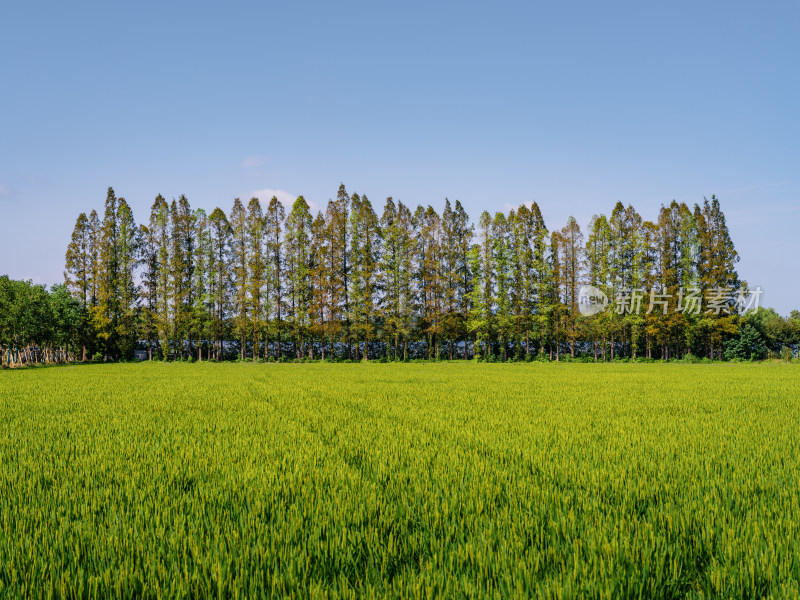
[{"xmin": 1, "ymin": 363, "xmax": 799, "ymax": 598}]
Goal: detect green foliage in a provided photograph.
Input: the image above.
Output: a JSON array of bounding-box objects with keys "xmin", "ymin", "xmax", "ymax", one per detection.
[
  {"xmin": 724, "ymin": 324, "xmax": 767, "ymax": 361},
  {"xmin": 0, "ymin": 276, "xmax": 83, "ymax": 365},
  {"xmin": 58, "ymin": 186, "xmax": 800, "ymax": 363}
]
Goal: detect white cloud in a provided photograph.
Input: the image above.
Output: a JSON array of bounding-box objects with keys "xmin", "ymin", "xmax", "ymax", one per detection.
[
  {"xmin": 503, "ymin": 200, "xmax": 536, "ymax": 213},
  {"xmin": 242, "ymin": 155, "xmax": 266, "ymax": 168},
  {"xmin": 248, "ymin": 189, "xmax": 320, "ymax": 214},
  {"xmin": 0, "ymin": 184, "xmax": 10, "ymax": 197}
]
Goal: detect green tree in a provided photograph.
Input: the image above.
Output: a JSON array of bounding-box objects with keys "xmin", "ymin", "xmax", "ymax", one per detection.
[
  {"xmin": 285, "ymin": 196, "xmax": 313, "ymax": 359},
  {"xmin": 246, "ymin": 198, "xmax": 266, "ymax": 361},
  {"xmin": 191, "ymin": 209, "xmax": 212, "ymax": 361},
  {"xmin": 149, "ymin": 195, "xmax": 172, "ymax": 359},
  {"xmin": 265, "ymin": 197, "xmax": 286, "ymax": 359},
  {"xmin": 230, "ymin": 198, "xmax": 249, "ymax": 359},
  {"xmin": 349, "ymin": 194, "xmax": 381, "ymax": 360},
  {"xmin": 326, "ymin": 185, "xmax": 350, "ymax": 357},
  {"xmin": 64, "ymin": 212, "xmax": 91, "ymax": 360},
  {"xmin": 95, "ymin": 187, "xmax": 120, "ymax": 358},
  {"xmin": 116, "ymin": 198, "xmax": 139, "ymax": 359},
  {"xmin": 208, "ymin": 208, "xmax": 232, "ymax": 359}
]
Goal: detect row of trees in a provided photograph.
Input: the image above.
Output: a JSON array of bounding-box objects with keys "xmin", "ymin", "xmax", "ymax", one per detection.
[
  {"xmin": 0, "ymin": 277, "xmax": 81, "ymax": 365},
  {"xmin": 51, "ymin": 185, "xmax": 795, "ymax": 363}
]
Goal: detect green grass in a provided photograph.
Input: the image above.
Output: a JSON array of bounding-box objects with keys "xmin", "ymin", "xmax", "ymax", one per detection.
[{"xmin": 1, "ymin": 362, "xmax": 799, "ymax": 598}]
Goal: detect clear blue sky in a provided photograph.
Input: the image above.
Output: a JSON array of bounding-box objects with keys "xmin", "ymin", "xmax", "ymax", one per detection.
[{"xmin": 1, "ymin": 1, "xmax": 798, "ymax": 314}]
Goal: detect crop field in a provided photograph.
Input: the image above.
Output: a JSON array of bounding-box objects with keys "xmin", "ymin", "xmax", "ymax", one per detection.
[{"xmin": 1, "ymin": 363, "xmax": 799, "ymax": 598}]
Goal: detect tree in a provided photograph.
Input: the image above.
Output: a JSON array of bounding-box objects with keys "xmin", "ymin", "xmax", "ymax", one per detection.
[
  {"xmin": 308, "ymin": 211, "xmax": 329, "ymax": 359},
  {"xmin": 169, "ymin": 196, "xmax": 195, "ymax": 359},
  {"xmin": 440, "ymin": 200, "xmax": 459, "ymax": 359},
  {"xmin": 285, "ymin": 196, "xmax": 313, "ymax": 358},
  {"xmin": 60, "ymin": 184, "xmax": 762, "ymax": 364},
  {"xmin": 138, "ymin": 223, "xmax": 158, "ymax": 360},
  {"xmin": 696, "ymin": 195, "xmax": 740, "ymax": 360},
  {"xmin": 265, "ymin": 196, "xmax": 286, "ymax": 359},
  {"xmin": 492, "ymin": 212, "xmax": 513, "ymax": 360},
  {"xmin": 64, "ymin": 212, "xmax": 91, "ymax": 360},
  {"xmin": 229, "ymin": 198, "xmax": 249, "ymax": 359},
  {"xmin": 191, "ymin": 209, "xmax": 211, "ymax": 361},
  {"xmin": 95, "ymin": 187, "xmax": 120, "ymax": 358},
  {"xmin": 349, "ymin": 194, "xmax": 381, "ymax": 360},
  {"xmin": 453, "ymin": 200, "xmax": 473, "ymax": 358},
  {"xmin": 116, "ymin": 198, "xmax": 139, "ymax": 359},
  {"xmin": 150, "ymin": 195, "xmax": 172, "ymax": 359},
  {"xmin": 380, "ymin": 198, "xmax": 415, "ymax": 360},
  {"xmin": 246, "ymin": 198, "xmax": 266, "ymax": 361},
  {"xmin": 414, "ymin": 205, "xmax": 444, "ymax": 360},
  {"xmin": 585, "ymin": 214, "xmax": 612, "ymax": 361},
  {"xmin": 724, "ymin": 324, "xmax": 766, "ymax": 361},
  {"xmin": 0, "ymin": 277, "xmax": 81, "ymax": 366},
  {"xmin": 208, "ymin": 208, "xmax": 232, "ymax": 359},
  {"xmin": 557, "ymin": 216, "xmax": 584, "ymax": 358},
  {"xmin": 326, "ymin": 185, "xmax": 350, "ymax": 357},
  {"xmin": 510, "ymin": 207, "xmax": 529, "ymax": 359},
  {"xmin": 467, "ymin": 211, "xmax": 493, "ymax": 359}
]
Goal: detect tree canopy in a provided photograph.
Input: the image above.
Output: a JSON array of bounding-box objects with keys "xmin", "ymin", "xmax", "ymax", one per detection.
[{"xmin": 5, "ymin": 185, "xmax": 798, "ymax": 366}]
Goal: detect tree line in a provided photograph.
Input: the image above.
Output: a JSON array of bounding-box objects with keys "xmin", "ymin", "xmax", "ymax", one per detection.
[{"xmin": 4, "ymin": 185, "xmax": 798, "ymax": 366}]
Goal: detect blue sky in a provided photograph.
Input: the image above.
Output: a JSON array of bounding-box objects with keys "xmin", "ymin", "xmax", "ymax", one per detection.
[{"xmin": 1, "ymin": 1, "xmax": 798, "ymax": 314}]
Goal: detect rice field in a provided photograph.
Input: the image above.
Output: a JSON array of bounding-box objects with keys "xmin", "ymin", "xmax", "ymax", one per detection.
[{"xmin": 1, "ymin": 362, "xmax": 799, "ymax": 598}]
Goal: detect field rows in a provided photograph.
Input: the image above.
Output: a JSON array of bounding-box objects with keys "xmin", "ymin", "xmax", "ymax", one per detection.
[{"xmin": 1, "ymin": 363, "xmax": 799, "ymax": 598}]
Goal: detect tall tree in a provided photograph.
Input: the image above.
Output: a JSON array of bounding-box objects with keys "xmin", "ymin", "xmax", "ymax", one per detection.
[
  {"xmin": 326, "ymin": 185, "xmax": 350, "ymax": 357},
  {"xmin": 492, "ymin": 211, "xmax": 513, "ymax": 360},
  {"xmin": 64, "ymin": 213, "xmax": 91, "ymax": 360},
  {"xmin": 116, "ymin": 198, "xmax": 139, "ymax": 359},
  {"xmin": 441, "ymin": 200, "xmax": 460, "ymax": 359},
  {"xmin": 380, "ymin": 198, "xmax": 415, "ymax": 360},
  {"xmin": 585, "ymin": 214, "xmax": 613, "ymax": 361},
  {"xmin": 348, "ymin": 194, "xmax": 381, "ymax": 360},
  {"xmin": 245, "ymin": 198, "xmax": 266, "ymax": 361},
  {"xmin": 229, "ymin": 198, "xmax": 249, "ymax": 359},
  {"xmin": 308, "ymin": 211, "xmax": 328, "ymax": 359},
  {"xmin": 208, "ymin": 208, "xmax": 231, "ymax": 359},
  {"xmin": 467, "ymin": 211, "xmax": 494, "ymax": 359},
  {"xmin": 453, "ymin": 200, "xmax": 473, "ymax": 358},
  {"xmin": 265, "ymin": 196, "xmax": 286, "ymax": 360},
  {"xmin": 149, "ymin": 195, "xmax": 172, "ymax": 359},
  {"xmin": 169, "ymin": 196, "xmax": 195, "ymax": 359},
  {"xmin": 95, "ymin": 187, "xmax": 120, "ymax": 358},
  {"xmin": 696, "ymin": 195, "xmax": 740, "ymax": 359},
  {"xmin": 558, "ymin": 216, "xmax": 584, "ymax": 358},
  {"xmin": 191, "ymin": 208, "xmax": 211, "ymax": 361},
  {"xmin": 285, "ymin": 196, "xmax": 313, "ymax": 358}
]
